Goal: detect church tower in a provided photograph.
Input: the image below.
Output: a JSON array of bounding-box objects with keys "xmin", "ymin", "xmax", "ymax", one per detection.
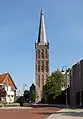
[{"xmin": 35, "ymin": 9, "xmax": 49, "ymax": 102}]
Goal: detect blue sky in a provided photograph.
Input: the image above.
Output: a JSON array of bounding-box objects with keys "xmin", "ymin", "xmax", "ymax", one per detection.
[{"xmin": 0, "ymin": 0, "xmax": 83, "ymax": 92}]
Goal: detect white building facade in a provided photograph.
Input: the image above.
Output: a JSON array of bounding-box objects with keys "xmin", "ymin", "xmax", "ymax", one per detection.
[
  {"xmin": 0, "ymin": 73, "xmax": 17, "ymax": 103},
  {"xmin": 5, "ymin": 85, "xmax": 15, "ymax": 103}
]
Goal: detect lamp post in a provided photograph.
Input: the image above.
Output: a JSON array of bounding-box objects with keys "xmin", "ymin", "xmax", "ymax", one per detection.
[{"xmin": 61, "ymin": 66, "xmax": 68, "ymax": 109}]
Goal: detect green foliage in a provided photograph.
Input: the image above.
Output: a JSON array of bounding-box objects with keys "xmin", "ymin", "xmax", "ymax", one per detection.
[
  {"xmin": 17, "ymin": 96, "xmax": 23, "ymax": 103},
  {"xmin": 17, "ymin": 83, "xmax": 36, "ymax": 105},
  {"xmin": 43, "ymin": 71, "xmax": 65, "ymax": 100},
  {"xmin": 17, "ymin": 96, "xmax": 24, "ymax": 106},
  {"xmin": 0, "ymin": 87, "xmax": 6, "ymax": 100},
  {"xmin": 23, "ymin": 90, "xmax": 29, "ymax": 101},
  {"xmin": 29, "ymin": 83, "xmax": 36, "ymax": 102}
]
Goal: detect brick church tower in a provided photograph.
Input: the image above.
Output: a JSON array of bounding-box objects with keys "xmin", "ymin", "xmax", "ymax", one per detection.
[{"xmin": 35, "ymin": 9, "xmax": 49, "ymax": 102}]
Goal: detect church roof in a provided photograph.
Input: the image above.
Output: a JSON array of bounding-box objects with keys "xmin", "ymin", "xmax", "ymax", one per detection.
[{"xmin": 37, "ymin": 9, "xmax": 47, "ymax": 45}]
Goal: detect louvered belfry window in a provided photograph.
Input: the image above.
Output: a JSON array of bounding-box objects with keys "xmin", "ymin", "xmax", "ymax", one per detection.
[
  {"xmin": 41, "ymin": 49, "xmax": 44, "ymax": 59},
  {"xmin": 41, "ymin": 60, "xmax": 44, "ymax": 72},
  {"xmin": 45, "ymin": 60, "xmax": 48, "ymax": 72},
  {"xmin": 38, "ymin": 61, "xmax": 40, "ymax": 72}
]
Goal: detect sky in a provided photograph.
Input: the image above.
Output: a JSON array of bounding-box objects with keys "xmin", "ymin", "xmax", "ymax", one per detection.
[{"xmin": 0, "ymin": 0, "xmax": 83, "ymax": 93}]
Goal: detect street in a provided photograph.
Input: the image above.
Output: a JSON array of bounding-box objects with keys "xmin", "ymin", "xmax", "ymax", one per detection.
[{"xmin": 0, "ymin": 107, "xmax": 60, "ymax": 119}]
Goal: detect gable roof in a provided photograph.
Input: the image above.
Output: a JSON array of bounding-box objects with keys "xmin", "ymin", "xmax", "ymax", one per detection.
[
  {"xmin": 0, "ymin": 73, "xmax": 17, "ymax": 90},
  {"xmin": 0, "ymin": 73, "xmax": 8, "ymax": 83},
  {"xmin": 8, "ymin": 73, "xmax": 17, "ymax": 90}
]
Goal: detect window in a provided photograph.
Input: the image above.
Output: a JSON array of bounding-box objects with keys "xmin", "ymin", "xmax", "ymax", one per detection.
[
  {"xmin": 45, "ymin": 49, "xmax": 48, "ymax": 58},
  {"xmin": 42, "ymin": 75, "xmax": 44, "ymax": 86},
  {"xmin": 38, "ymin": 61, "xmax": 40, "ymax": 72},
  {"xmin": 45, "ymin": 60, "xmax": 49, "ymax": 72},
  {"xmin": 0, "ymin": 85, "xmax": 2, "ymax": 87},
  {"xmin": 41, "ymin": 49, "xmax": 44, "ymax": 59},
  {"xmin": 41, "ymin": 61, "xmax": 44, "ymax": 72}
]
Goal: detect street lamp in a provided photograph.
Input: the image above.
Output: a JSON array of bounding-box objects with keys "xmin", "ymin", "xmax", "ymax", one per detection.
[{"xmin": 61, "ymin": 66, "xmax": 68, "ymax": 109}]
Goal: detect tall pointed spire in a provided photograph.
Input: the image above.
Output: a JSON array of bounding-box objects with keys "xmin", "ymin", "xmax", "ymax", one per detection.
[
  {"xmin": 35, "ymin": 9, "xmax": 49, "ymax": 102},
  {"xmin": 37, "ymin": 9, "xmax": 47, "ymax": 45}
]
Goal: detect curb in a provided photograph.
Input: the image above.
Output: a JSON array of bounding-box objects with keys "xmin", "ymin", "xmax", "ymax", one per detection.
[
  {"xmin": 0, "ymin": 107, "xmax": 32, "ymax": 109},
  {"xmin": 46, "ymin": 109, "xmax": 64, "ymax": 119}
]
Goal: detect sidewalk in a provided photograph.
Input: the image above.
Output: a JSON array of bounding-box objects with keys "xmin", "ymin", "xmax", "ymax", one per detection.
[
  {"xmin": 47, "ymin": 109, "xmax": 83, "ymax": 119},
  {"xmin": 0, "ymin": 107, "xmax": 32, "ymax": 109}
]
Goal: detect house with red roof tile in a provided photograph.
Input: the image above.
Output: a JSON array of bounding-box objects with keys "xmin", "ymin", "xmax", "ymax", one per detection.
[{"xmin": 0, "ymin": 73, "xmax": 17, "ymax": 103}]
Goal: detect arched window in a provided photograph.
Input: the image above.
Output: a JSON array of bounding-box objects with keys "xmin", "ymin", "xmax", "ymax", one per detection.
[
  {"xmin": 45, "ymin": 49, "xmax": 48, "ymax": 58},
  {"xmin": 42, "ymin": 75, "xmax": 44, "ymax": 86},
  {"xmin": 45, "ymin": 60, "xmax": 49, "ymax": 72},
  {"xmin": 41, "ymin": 60, "xmax": 44, "ymax": 72},
  {"xmin": 41, "ymin": 49, "xmax": 44, "ymax": 59},
  {"xmin": 38, "ymin": 61, "xmax": 40, "ymax": 72}
]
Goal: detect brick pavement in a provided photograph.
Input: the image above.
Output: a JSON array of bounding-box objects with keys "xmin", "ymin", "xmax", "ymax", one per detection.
[{"xmin": 0, "ymin": 107, "xmax": 60, "ymax": 119}]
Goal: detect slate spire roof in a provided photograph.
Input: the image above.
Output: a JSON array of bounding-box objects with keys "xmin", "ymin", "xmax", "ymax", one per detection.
[{"xmin": 37, "ymin": 9, "xmax": 47, "ymax": 45}]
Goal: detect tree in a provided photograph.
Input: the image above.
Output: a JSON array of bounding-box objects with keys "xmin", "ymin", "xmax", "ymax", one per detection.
[
  {"xmin": 23, "ymin": 90, "xmax": 29, "ymax": 102},
  {"xmin": 43, "ymin": 71, "xmax": 65, "ymax": 103},
  {"xmin": 17, "ymin": 96, "xmax": 24, "ymax": 106},
  {"xmin": 17, "ymin": 83, "xmax": 36, "ymax": 105},
  {"xmin": 0, "ymin": 87, "xmax": 6, "ymax": 101},
  {"xmin": 29, "ymin": 83, "xmax": 36, "ymax": 103}
]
